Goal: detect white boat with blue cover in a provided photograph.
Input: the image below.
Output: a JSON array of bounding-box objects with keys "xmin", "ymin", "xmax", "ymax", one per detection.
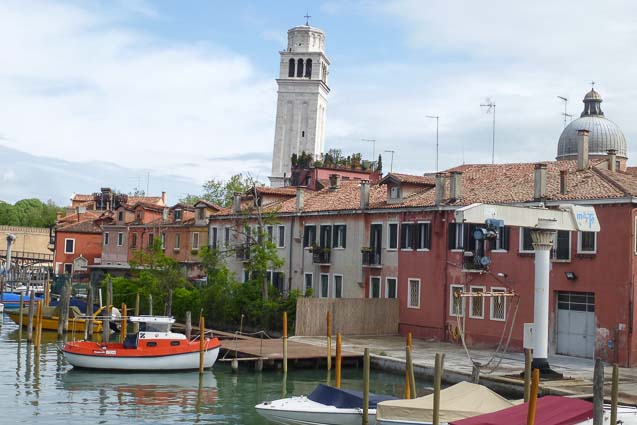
[{"xmin": 255, "ymin": 383, "xmax": 398, "ymax": 425}]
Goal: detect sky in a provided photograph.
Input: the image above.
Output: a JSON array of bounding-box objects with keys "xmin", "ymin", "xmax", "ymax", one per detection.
[{"xmin": 2, "ymin": 0, "xmax": 637, "ymax": 204}]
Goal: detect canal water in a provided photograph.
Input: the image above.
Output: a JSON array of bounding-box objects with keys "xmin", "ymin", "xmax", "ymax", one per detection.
[{"xmin": 0, "ymin": 315, "xmax": 409, "ymax": 424}]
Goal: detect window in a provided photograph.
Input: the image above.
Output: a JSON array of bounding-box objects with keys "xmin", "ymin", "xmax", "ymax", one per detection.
[
  {"xmin": 448, "ymin": 223, "xmax": 467, "ymax": 250},
  {"xmin": 243, "ymin": 269, "xmax": 250, "ymax": 283},
  {"xmin": 492, "ymin": 226, "xmax": 510, "ymax": 251},
  {"xmin": 297, "ymin": 58, "xmax": 304, "ymax": 77},
  {"xmin": 305, "ymin": 58, "xmax": 312, "ymax": 77},
  {"xmin": 161, "ymin": 233, "xmax": 166, "ymax": 249},
  {"xmin": 400, "ymin": 223, "xmax": 415, "ymax": 250},
  {"xmin": 197, "ymin": 208, "xmax": 205, "ymax": 220},
  {"xmin": 304, "ymin": 273, "xmax": 313, "ymax": 293},
  {"xmin": 320, "ymin": 273, "xmax": 329, "ymax": 298},
  {"xmin": 320, "ymin": 225, "xmax": 332, "ymax": 248},
  {"xmin": 416, "ymin": 222, "xmax": 431, "ymax": 250},
  {"xmin": 333, "ymin": 224, "xmax": 346, "ymax": 249},
  {"xmin": 175, "ymin": 233, "xmax": 181, "ymax": 249},
  {"xmin": 117, "ymin": 232, "xmax": 124, "ymax": 246},
  {"xmin": 469, "ymin": 286, "xmax": 485, "ymax": 319},
  {"xmin": 211, "ymin": 227, "xmax": 218, "ymax": 249},
  {"xmin": 225, "ymin": 227, "xmax": 231, "ymax": 246},
  {"xmin": 64, "ymin": 238, "xmax": 75, "ymax": 254},
  {"xmin": 388, "ymin": 223, "xmax": 398, "ymax": 250},
  {"xmin": 174, "ymin": 209, "xmax": 182, "ymax": 221},
  {"xmin": 288, "ymin": 58, "xmax": 295, "ymax": 77},
  {"xmin": 303, "ymin": 224, "xmax": 316, "ymax": 247},
  {"xmin": 578, "ymin": 231, "xmax": 596, "ymax": 254},
  {"xmin": 192, "ymin": 232, "xmax": 200, "ymax": 250},
  {"xmin": 278, "ymin": 225, "xmax": 285, "ymax": 248},
  {"xmin": 131, "ymin": 233, "xmax": 137, "ymax": 248},
  {"xmin": 334, "ymin": 275, "xmax": 343, "ymax": 298},
  {"xmin": 103, "ymin": 232, "xmax": 110, "ymax": 246},
  {"xmin": 63, "ymin": 263, "xmax": 73, "ymax": 274},
  {"xmin": 117, "ymin": 211, "xmax": 124, "ymax": 221},
  {"xmin": 148, "ymin": 233, "xmax": 154, "ymax": 246},
  {"xmin": 136, "ymin": 210, "xmax": 142, "ymax": 221},
  {"xmin": 490, "ymin": 287, "xmax": 506, "ymax": 321},
  {"xmin": 370, "ymin": 277, "xmax": 381, "ymax": 298},
  {"xmin": 553, "ymin": 230, "xmax": 571, "ymax": 261},
  {"xmin": 449, "ymin": 285, "xmax": 465, "ymax": 317},
  {"xmin": 266, "ymin": 225, "xmax": 274, "ymax": 242},
  {"xmin": 390, "ymin": 186, "xmax": 401, "ymax": 199},
  {"xmin": 408, "ymin": 279, "xmax": 420, "ymax": 308},
  {"xmin": 386, "ymin": 277, "xmax": 397, "ymax": 299},
  {"xmin": 520, "ymin": 227, "xmax": 534, "ymax": 252}
]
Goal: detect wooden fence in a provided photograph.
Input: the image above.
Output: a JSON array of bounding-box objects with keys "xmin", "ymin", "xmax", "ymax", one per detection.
[{"xmin": 295, "ymin": 298, "xmax": 400, "ymax": 336}]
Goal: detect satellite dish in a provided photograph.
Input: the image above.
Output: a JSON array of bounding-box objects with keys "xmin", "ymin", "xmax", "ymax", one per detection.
[
  {"xmin": 479, "ymin": 256, "xmax": 491, "ymax": 267},
  {"xmin": 473, "ymin": 228, "xmax": 486, "ymax": 240}
]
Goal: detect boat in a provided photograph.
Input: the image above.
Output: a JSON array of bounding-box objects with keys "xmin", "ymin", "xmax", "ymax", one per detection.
[
  {"xmin": 62, "ymin": 316, "xmax": 221, "ymax": 371},
  {"xmin": 0, "ymin": 292, "xmax": 43, "ymax": 309},
  {"xmin": 6, "ymin": 304, "xmax": 106, "ymax": 333},
  {"xmin": 375, "ymin": 381, "xmax": 516, "ymax": 425},
  {"xmin": 255, "ymin": 383, "xmax": 398, "ymax": 425}
]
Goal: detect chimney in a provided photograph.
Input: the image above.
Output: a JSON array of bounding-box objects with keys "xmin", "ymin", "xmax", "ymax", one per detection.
[
  {"xmin": 328, "ymin": 173, "xmax": 341, "ymax": 190},
  {"xmin": 295, "ymin": 187, "xmax": 305, "ymax": 212},
  {"xmin": 360, "ymin": 180, "xmax": 370, "ymax": 209},
  {"xmin": 449, "ymin": 171, "xmax": 462, "ymax": 202},
  {"xmin": 232, "ymin": 192, "xmax": 242, "ymax": 213},
  {"xmin": 577, "ymin": 129, "xmax": 590, "ymax": 170},
  {"xmin": 161, "ymin": 191, "xmax": 166, "ymax": 205},
  {"xmin": 534, "ymin": 163, "xmax": 548, "ymax": 200},
  {"xmin": 560, "ymin": 170, "xmax": 568, "ymax": 195},
  {"xmin": 607, "ymin": 149, "xmax": 617, "ymax": 172},
  {"xmin": 434, "ymin": 173, "xmax": 447, "ymax": 206}
]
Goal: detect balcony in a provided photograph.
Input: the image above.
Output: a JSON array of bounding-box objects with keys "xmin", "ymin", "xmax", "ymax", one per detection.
[
  {"xmin": 362, "ymin": 248, "xmax": 382, "ymax": 267},
  {"xmin": 235, "ymin": 244, "xmax": 251, "ymax": 262},
  {"xmin": 311, "ymin": 246, "xmax": 331, "ymax": 265}
]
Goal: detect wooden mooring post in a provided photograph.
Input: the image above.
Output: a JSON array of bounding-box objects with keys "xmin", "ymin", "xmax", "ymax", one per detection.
[
  {"xmin": 406, "ymin": 345, "xmax": 416, "ymax": 398},
  {"xmin": 27, "ymin": 289, "xmax": 36, "ymax": 343},
  {"xmin": 527, "ymin": 369, "xmax": 539, "ymax": 425},
  {"xmin": 282, "ymin": 311, "xmax": 288, "ymax": 373},
  {"xmin": 166, "ymin": 289, "xmax": 173, "ymax": 316},
  {"xmin": 119, "ymin": 303, "xmax": 128, "ymax": 344},
  {"xmin": 148, "ymin": 294, "xmax": 153, "ymax": 315},
  {"xmin": 405, "ymin": 332, "xmax": 412, "ymax": 399},
  {"xmin": 611, "ymin": 363, "xmax": 619, "ymax": 425},
  {"xmin": 34, "ymin": 300, "xmax": 43, "ymax": 353},
  {"xmin": 102, "ymin": 279, "xmax": 113, "ymax": 343},
  {"xmin": 199, "ymin": 314, "xmax": 205, "ymax": 374},
  {"xmin": 593, "ymin": 359, "xmax": 604, "ymax": 425},
  {"xmin": 433, "ymin": 353, "xmax": 442, "ymax": 425},
  {"xmin": 18, "ymin": 292, "xmax": 24, "ymax": 340},
  {"xmin": 185, "ymin": 311, "xmax": 192, "ymax": 340},
  {"xmin": 335, "ymin": 333, "xmax": 342, "ymax": 388},
  {"xmin": 134, "ymin": 292, "xmax": 140, "ymax": 333},
  {"xmin": 86, "ymin": 284, "xmax": 94, "ymax": 338},
  {"xmin": 523, "ymin": 348, "xmax": 532, "ymax": 402},
  {"xmin": 326, "ymin": 310, "xmax": 332, "ymax": 372},
  {"xmin": 362, "ymin": 348, "xmax": 370, "ymax": 425}
]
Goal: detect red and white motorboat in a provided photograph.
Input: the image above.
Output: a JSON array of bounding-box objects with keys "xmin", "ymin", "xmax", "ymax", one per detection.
[{"xmin": 62, "ymin": 316, "xmax": 221, "ymax": 371}]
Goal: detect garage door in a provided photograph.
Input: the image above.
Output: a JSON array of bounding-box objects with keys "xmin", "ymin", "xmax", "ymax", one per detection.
[
  {"xmin": 556, "ymin": 291, "xmax": 595, "ymax": 358},
  {"xmin": 557, "ymin": 292, "xmax": 595, "ymax": 358}
]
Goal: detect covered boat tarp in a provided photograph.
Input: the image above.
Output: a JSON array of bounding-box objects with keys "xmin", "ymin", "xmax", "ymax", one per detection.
[
  {"xmin": 450, "ymin": 395, "xmax": 593, "ymax": 425},
  {"xmin": 308, "ymin": 384, "xmax": 398, "ymax": 409},
  {"xmin": 376, "ymin": 381, "xmax": 515, "ymax": 423}
]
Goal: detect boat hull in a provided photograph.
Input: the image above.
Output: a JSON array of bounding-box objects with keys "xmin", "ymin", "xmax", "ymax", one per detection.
[
  {"xmin": 63, "ymin": 346, "xmax": 219, "ymax": 371},
  {"xmin": 256, "ymin": 398, "xmax": 377, "ymax": 425},
  {"xmin": 6, "ymin": 311, "xmax": 103, "ymax": 333}
]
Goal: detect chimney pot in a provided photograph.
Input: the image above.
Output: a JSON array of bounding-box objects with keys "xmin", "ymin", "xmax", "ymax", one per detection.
[
  {"xmin": 161, "ymin": 191, "xmax": 166, "ymax": 204},
  {"xmin": 559, "ymin": 169, "xmax": 568, "ymax": 195},
  {"xmin": 577, "ymin": 129, "xmax": 590, "ymax": 170},
  {"xmin": 360, "ymin": 180, "xmax": 371, "ymax": 209},
  {"xmin": 295, "ymin": 187, "xmax": 305, "ymax": 212},
  {"xmin": 328, "ymin": 173, "xmax": 341, "ymax": 190},
  {"xmin": 607, "ymin": 149, "xmax": 617, "ymax": 172},
  {"xmin": 232, "ymin": 192, "xmax": 242, "ymax": 213},
  {"xmin": 449, "ymin": 171, "xmax": 462, "ymax": 202},
  {"xmin": 434, "ymin": 173, "xmax": 447, "ymax": 206},
  {"xmin": 534, "ymin": 163, "xmax": 548, "ymax": 200}
]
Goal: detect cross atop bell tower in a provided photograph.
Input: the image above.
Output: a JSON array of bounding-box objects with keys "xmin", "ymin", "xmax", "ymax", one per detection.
[{"xmin": 269, "ymin": 23, "xmax": 330, "ymax": 187}]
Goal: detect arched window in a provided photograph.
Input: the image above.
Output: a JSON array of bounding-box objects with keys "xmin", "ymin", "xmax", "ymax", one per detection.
[
  {"xmin": 297, "ymin": 59, "xmax": 304, "ymax": 77},
  {"xmin": 305, "ymin": 59, "xmax": 312, "ymax": 78},
  {"xmin": 288, "ymin": 59, "xmax": 295, "ymax": 77}
]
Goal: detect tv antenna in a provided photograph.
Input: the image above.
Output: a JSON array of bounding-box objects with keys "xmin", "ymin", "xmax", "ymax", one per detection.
[
  {"xmin": 557, "ymin": 96, "xmax": 572, "ymax": 128},
  {"xmin": 480, "ymin": 98, "xmax": 496, "ymax": 164},
  {"xmin": 426, "ymin": 115, "xmax": 440, "ymax": 171}
]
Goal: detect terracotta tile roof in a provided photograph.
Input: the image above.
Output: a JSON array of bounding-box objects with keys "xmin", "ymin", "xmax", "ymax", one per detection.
[
  {"xmin": 57, "ymin": 219, "xmax": 102, "ymax": 234},
  {"xmin": 379, "ymin": 173, "xmax": 436, "ymax": 186},
  {"xmin": 57, "ymin": 211, "xmax": 99, "ymax": 225},
  {"xmin": 71, "ymin": 194, "xmax": 93, "ymax": 202},
  {"xmin": 252, "ymin": 186, "xmax": 298, "ymax": 196},
  {"xmin": 132, "ymin": 201, "xmax": 166, "ymax": 211},
  {"xmin": 193, "ymin": 200, "xmax": 222, "ymax": 210},
  {"xmin": 126, "ymin": 196, "xmax": 163, "ymax": 206}
]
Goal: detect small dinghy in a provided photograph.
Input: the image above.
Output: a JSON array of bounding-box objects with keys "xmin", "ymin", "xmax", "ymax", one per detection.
[
  {"xmin": 62, "ymin": 316, "xmax": 221, "ymax": 371},
  {"xmin": 255, "ymin": 383, "xmax": 398, "ymax": 425}
]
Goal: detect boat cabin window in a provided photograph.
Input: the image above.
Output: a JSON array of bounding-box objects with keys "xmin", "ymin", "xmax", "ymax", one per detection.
[
  {"xmin": 139, "ymin": 322, "xmax": 171, "ymax": 333},
  {"xmin": 146, "ymin": 341, "xmax": 157, "ymax": 347},
  {"xmin": 170, "ymin": 341, "xmax": 180, "ymax": 346}
]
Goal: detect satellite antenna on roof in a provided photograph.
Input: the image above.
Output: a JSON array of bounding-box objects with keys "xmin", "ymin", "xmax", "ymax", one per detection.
[
  {"xmin": 557, "ymin": 96, "xmax": 572, "ymax": 128},
  {"xmin": 480, "ymin": 97, "xmax": 496, "ymax": 164}
]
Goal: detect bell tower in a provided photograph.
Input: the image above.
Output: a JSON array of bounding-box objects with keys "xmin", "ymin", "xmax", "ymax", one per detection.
[{"xmin": 269, "ymin": 23, "xmax": 330, "ymax": 187}]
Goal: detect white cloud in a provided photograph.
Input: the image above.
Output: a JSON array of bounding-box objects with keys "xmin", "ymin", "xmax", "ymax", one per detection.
[{"xmin": 0, "ymin": 1, "xmax": 275, "ymax": 184}]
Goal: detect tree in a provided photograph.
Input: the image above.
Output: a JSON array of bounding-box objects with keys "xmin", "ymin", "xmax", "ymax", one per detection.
[
  {"xmin": 376, "ymin": 154, "xmax": 383, "ymax": 173},
  {"xmin": 179, "ymin": 173, "xmax": 260, "ymax": 207},
  {"xmin": 0, "ymin": 198, "xmax": 60, "ymax": 227}
]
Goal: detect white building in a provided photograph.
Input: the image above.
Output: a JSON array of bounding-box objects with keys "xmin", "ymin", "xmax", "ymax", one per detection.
[{"xmin": 269, "ymin": 24, "xmax": 330, "ymax": 187}]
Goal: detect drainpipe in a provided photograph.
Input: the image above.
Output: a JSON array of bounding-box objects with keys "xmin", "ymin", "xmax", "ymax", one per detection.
[{"xmin": 288, "ymin": 217, "xmax": 295, "ymax": 294}]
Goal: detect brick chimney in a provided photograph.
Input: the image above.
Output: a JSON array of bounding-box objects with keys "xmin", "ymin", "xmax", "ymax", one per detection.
[
  {"xmin": 449, "ymin": 171, "xmax": 462, "ymax": 202},
  {"xmin": 360, "ymin": 180, "xmax": 370, "ymax": 209},
  {"xmin": 560, "ymin": 170, "xmax": 568, "ymax": 195},
  {"xmin": 328, "ymin": 174, "xmax": 341, "ymax": 190},
  {"xmin": 161, "ymin": 191, "xmax": 166, "ymax": 205},
  {"xmin": 577, "ymin": 129, "xmax": 590, "ymax": 170},
  {"xmin": 434, "ymin": 173, "xmax": 447, "ymax": 206},
  {"xmin": 232, "ymin": 192, "xmax": 242, "ymax": 213},
  {"xmin": 295, "ymin": 187, "xmax": 305, "ymax": 212},
  {"xmin": 607, "ymin": 149, "xmax": 617, "ymax": 172},
  {"xmin": 534, "ymin": 163, "xmax": 547, "ymax": 200}
]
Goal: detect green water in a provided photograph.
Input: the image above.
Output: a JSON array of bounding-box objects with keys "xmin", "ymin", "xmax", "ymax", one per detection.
[{"xmin": 0, "ymin": 314, "xmax": 408, "ymax": 424}]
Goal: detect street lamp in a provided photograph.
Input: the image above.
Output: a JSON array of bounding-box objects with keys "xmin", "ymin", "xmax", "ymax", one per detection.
[
  {"xmin": 361, "ymin": 139, "xmax": 376, "ymax": 170},
  {"xmin": 425, "ymin": 116, "xmax": 439, "ymax": 172},
  {"xmin": 384, "ymin": 150, "xmax": 395, "ymax": 173}
]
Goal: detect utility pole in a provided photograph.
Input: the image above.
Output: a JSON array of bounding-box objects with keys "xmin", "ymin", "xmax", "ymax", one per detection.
[
  {"xmin": 361, "ymin": 139, "xmax": 376, "ymax": 171},
  {"xmin": 384, "ymin": 150, "xmax": 395, "ymax": 173},
  {"xmin": 426, "ymin": 115, "xmax": 439, "ymax": 171},
  {"xmin": 480, "ymin": 99, "xmax": 496, "ymax": 164}
]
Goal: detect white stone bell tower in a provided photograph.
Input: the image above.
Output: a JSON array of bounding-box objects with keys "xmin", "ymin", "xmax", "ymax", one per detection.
[{"xmin": 269, "ymin": 23, "xmax": 330, "ymax": 187}]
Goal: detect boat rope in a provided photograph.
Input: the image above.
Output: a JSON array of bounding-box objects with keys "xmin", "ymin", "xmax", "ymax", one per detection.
[{"xmin": 455, "ymin": 292, "xmax": 520, "ymax": 375}]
